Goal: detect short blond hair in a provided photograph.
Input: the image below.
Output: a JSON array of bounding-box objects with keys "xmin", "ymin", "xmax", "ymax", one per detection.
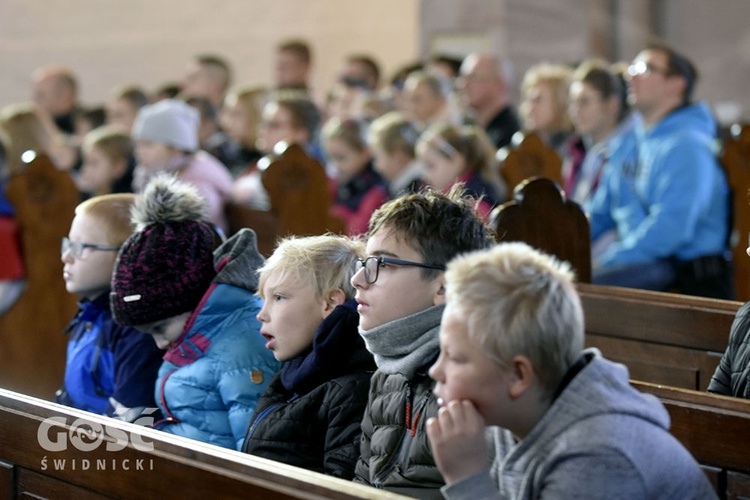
[
  {"xmin": 444, "ymin": 242, "xmax": 584, "ymax": 396},
  {"xmin": 258, "ymin": 234, "xmax": 365, "ymax": 300}
]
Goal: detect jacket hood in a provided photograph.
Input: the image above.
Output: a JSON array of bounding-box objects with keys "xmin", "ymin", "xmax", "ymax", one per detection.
[
  {"xmin": 643, "ymin": 101, "xmax": 717, "ymax": 140},
  {"xmin": 530, "ymin": 349, "xmax": 670, "ymax": 443},
  {"xmin": 212, "ymin": 228, "xmax": 265, "ymax": 292}
]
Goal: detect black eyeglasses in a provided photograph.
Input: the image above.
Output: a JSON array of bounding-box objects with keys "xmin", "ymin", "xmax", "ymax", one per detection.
[
  {"xmin": 61, "ymin": 237, "xmax": 121, "ymax": 260},
  {"xmin": 354, "ymin": 256, "xmax": 445, "ymax": 284}
]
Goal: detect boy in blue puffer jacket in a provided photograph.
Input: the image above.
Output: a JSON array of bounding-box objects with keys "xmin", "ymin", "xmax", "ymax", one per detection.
[
  {"xmin": 58, "ymin": 193, "xmax": 163, "ymax": 421},
  {"xmin": 110, "ymin": 174, "xmax": 280, "ymax": 450}
]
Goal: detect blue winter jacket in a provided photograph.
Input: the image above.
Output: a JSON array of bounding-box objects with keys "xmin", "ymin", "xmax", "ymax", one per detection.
[
  {"xmin": 57, "ymin": 292, "xmax": 164, "ymax": 418},
  {"xmin": 153, "ymin": 229, "xmax": 281, "ymax": 450},
  {"xmin": 588, "ymin": 102, "xmax": 729, "ymax": 267}
]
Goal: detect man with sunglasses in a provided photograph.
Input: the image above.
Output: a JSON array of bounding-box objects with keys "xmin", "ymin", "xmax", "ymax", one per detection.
[
  {"xmin": 351, "ymin": 186, "xmax": 503, "ymax": 497},
  {"xmin": 589, "ymin": 42, "xmax": 733, "ymax": 298}
]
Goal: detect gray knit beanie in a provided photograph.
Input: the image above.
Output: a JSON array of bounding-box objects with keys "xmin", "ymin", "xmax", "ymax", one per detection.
[{"xmin": 132, "ymin": 99, "xmax": 199, "ymax": 152}]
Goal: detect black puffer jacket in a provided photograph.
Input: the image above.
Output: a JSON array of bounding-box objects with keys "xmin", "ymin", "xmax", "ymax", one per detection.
[
  {"xmin": 353, "ymin": 364, "xmax": 445, "ymax": 499},
  {"xmin": 708, "ymin": 301, "xmax": 750, "ymax": 398},
  {"xmin": 242, "ymin": 300, "xmax": 375, "ymax": 478}
]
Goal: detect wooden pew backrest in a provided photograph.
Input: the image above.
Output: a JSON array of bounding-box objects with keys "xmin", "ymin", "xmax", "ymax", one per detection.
[
  {"xmin": 633, "ymin": 381, "xmax": 750, "ymax": 498},
  {"xmin": 0, "ymin": 153, "xmax": 79, "ymax": 398},
  {"xmin": 497, "ymin": 131, "xmax": 562, "ymax": 194},
  {"xmin": 226, "ymin": 142, "xmax": 344, "ymax": 256},
  {"xmin": 492, "ymin": 176, "xmax": 592, "ymax": 282},
  {"xmin": 580, "ymin": 283, "xmax": 740, "ymax": 391},
  {"xmin": 720, "ymin": 123, "xmax": 750, "ymax": 301}
]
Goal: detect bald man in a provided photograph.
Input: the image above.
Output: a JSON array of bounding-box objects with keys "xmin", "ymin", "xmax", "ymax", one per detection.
[{"xmin": 457, "ymin": 53, "xmax": 520, "ymax": 149}]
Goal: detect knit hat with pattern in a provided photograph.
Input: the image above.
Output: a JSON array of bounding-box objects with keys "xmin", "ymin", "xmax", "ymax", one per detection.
[{"xmin": 110, "ymin": 174, "xmax": 216, "ymax": 326}]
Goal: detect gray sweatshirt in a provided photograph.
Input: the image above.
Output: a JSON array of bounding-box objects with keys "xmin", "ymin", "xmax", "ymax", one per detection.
[{"xmin": 442, "ymin": 349, "xmax": 717, "ymax": 500}]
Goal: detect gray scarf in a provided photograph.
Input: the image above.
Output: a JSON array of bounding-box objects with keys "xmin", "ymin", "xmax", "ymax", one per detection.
[{"xmin": 358, "ymin": 304, "xmax": 444, "ymax": 379}]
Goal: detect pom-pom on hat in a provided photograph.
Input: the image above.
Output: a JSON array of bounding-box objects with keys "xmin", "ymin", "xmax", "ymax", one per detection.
[
  {"xmin": 131, "ymin": 98, "xmax": 199, "ymax": 152},
  {"xmin": 110, "ymin": 173, "xmax": 217, "ymax": 326}
]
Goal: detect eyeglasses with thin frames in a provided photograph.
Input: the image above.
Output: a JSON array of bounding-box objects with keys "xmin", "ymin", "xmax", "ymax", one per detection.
[
  {"xmin": 354, "ymin": 256, "xmax": 445, "ymax": 285},
  {"xmin": 626, "ymin": 60, "xmax": 671, "ymax": 79},
  {"xmin": 61, "ymin": 237, "xmax": 121, "ymax": 260}
]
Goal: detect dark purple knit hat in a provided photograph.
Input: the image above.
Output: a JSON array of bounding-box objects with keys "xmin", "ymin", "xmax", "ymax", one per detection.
[{"xmin": 110, "ymin": 174, "xmax": 217, "ymax": 326}]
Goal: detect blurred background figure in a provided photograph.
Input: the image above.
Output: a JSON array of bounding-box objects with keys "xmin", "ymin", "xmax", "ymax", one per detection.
[
  {"xmin": 0, "ymin": 103, "xmax": 75, "ymax": 173},
  {"xmin": 323, "ymin": 117, "xmax": 387, "ymax": 236},
  {"xmin": 77, "ymin": 125, "xmax": 135, "ymax": 198},
  {"xmin": 186, "ymin": 96, "xmax": 236, "ymax": 172},
  {"xmin": 32, "ymin": 65, "xmax": 80, "ymax": 136},
  {"xmin": 339, "ymin": 54, "xmax": 381, "ymax": 92},
  {"xmin": 219, "ymin": 86, "xmax": 267, "ymax": 177},
  {"xmin": 565, "ymin": 60, "xmax": 632, "ymax": 207},
  {"xmin": 457, "ymin": 53, "xmax": 520, "ymax": 150},
  {"xmin": 519, "ymin": 62, "xmax": 574, "ymax": 156},
  {"xmin": 402, "ymin": 71, "xmax": 457, "ymax": 132},
  {"xmin": 417, "ymin": 123, "xmax": 504, "ymax": 219},
  {"xmin": 274, "ymin": 39, "xmax": 313, "ymax": 92},
  {"xmin": 180, "ymin": 54, "xmax": 233, "ymax": 110},
  {"xmin": 106, "ymin": 84, "xmax": 149, "ymax": 133},
  {"xmin": 367, "ymin": 111, "xmax": 424, "ymax": 198}
]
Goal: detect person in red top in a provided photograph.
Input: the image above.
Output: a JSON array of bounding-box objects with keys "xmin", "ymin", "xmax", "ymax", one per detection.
[{"xmin": 323, "ymin": 117, "xmax": 388, "ymax": 235}]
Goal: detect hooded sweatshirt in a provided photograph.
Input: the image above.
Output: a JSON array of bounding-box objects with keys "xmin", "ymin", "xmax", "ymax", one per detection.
[
  {"xmin": 588, "ymin": 102, "xmax": 729, "ymax": 268},
  {"xmin": 442, "ymin": 349, "xmax": 717, "ymax": 500}
]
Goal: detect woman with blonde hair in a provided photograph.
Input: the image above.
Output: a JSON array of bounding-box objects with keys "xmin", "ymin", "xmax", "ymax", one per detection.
[{"xmin": 519, "ymin": 62, "xmax": 574, "ymax": 155}]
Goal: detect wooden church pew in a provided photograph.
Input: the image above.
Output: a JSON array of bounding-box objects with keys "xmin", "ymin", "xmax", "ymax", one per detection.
[
  {"xmin": 0, "ymin": 152, "xmax": 79, "ymax": 399},
  {"xmin": 579, "ymin": 283, "xmax": 740, "ymax": 391},
  {"xmin": 491, "ymin": 176, "xmax": 592, "ymax": 283},
  {"xmin": 720, "ymin": 122, "xmax": 750, "ymax": 301},
  {"xmin": 633, "ymin": 381, "xmax": 750, "ymax": 498},
  {"xmin": 226, "ymin": 142, "xmax": 344, "ymax": 256},
  {"xmin": 496, "ymin": 131, "xmax": 563, "ymax": 195},
  {"xmin": 0, "ymin": 388, "xmax": 408, "ymax": 499}
]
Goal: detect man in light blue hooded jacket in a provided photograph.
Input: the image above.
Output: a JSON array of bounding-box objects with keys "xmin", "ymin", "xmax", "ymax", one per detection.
[{"xmin": 588, "ymin": 42, "xmax": 733, "ymax": 298}]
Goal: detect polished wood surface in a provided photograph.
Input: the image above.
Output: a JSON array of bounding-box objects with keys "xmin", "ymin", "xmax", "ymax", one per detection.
[
  {"xmin": 497, "ymin": 131, "xmax": 563, "ymax": 194},
  {"xmin": 720, "ymin": 123, "xmax": 750, "ymax": 301},
  {"xmin": 226, "ymin": 143, "xmax": 344, "ymax": 257},
  {"xmin": 633, "ymin": 381, "xmax": 750, "ymax": 498},
  {"xmin": 491, "ymin": 176, "xmax": 592, "ymax": 283},
  {"xmin": 0, "ymin": 153, "xmax": 79, "ymax": 399},
  {"xmin": 0, "ymin": 388, "xmax": 408, "ymax": 499},
  {"xmin": 580, "ymin": 283, "xmax": 740, "ymax": 391}
]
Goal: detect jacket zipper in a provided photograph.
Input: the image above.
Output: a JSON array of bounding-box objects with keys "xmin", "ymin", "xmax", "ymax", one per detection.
[
  {"xmin": 372, "ymin": 384, "xmax": 429, "ymax": 488},
  {"xmin": 242, "ymin": 394, "xmax": 299, "ymax": 453},
  {"xmin": 152, "ymin": 368, "xmax": 181, "ymax": 428}
]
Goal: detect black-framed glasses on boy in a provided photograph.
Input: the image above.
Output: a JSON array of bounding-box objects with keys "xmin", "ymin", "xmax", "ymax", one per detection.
[
  {"xmin": 354, "ymin": 256, "xmax": 446, "ymax": 285},
  {"xmin": 61, "ymin": 237, "xmax": 121, "ymax": 260}
]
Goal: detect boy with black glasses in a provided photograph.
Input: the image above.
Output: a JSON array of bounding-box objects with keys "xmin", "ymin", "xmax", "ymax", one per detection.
[
  {"xmin": 58, "ymin": 193, "xmax": 163, "ymax": 421},
  {"xmin": 351, "ymin": 185, "xmax": 499, "ymax": 498}
]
